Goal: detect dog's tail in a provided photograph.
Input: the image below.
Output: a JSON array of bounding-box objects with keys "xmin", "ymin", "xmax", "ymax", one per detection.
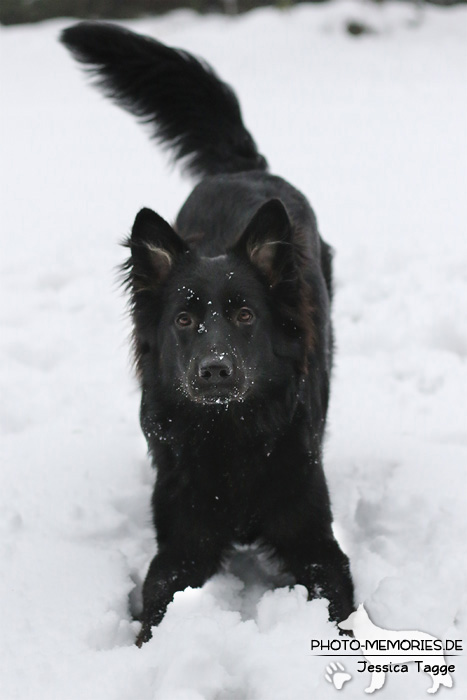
[{"xmin": 60, "ymin": 22, "xmax": 267, "ymax": 179}]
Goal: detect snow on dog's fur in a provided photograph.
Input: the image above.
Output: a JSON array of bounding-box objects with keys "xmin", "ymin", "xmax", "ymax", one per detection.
[{"xmin": 61, "ymin": 21, "xmax": 354, "ymax": 646}]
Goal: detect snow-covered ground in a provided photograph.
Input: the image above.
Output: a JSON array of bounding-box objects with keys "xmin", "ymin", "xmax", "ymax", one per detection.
[{"xmin": 1, "ymin": 2, "xmax": 466, "ymax": 698}]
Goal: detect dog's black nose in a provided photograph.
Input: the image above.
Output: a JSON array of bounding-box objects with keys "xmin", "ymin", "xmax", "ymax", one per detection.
[{"xmin": 198, "ymin": 357, "xmax": 233, "ymax": 382}]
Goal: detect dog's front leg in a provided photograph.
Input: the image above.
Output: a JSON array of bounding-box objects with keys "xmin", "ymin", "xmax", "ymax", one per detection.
[
  {"xmin": 288, "ymin": 537, "xmax": 354, "ymax": 625},
  {"xmin": 136, "ymin": 543, "xmax": 224, "ymax": 646},
  {"xmin": 265, "ymin": 516, "xmax": 354, "ymax": 627},
  {"xmin": 310, "ymin": 537, "xmax": 354, "ymax": 625}
]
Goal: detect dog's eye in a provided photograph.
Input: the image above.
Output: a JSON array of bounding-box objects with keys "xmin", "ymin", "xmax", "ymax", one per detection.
[
  {"xmin": 175, "ymin": 312, "xmax": 193, "ymax": 328},
  {"xmin": 236, "ymin": 307, "xmax": 255, "ymax": 324}
]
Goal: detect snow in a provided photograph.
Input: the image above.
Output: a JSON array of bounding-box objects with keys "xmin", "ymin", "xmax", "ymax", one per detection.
[{"xmin": 1, "ymin": 2, "xmax": 466, "ymax": 698}]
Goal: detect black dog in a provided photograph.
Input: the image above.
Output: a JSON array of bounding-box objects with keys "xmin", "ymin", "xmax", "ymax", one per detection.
[{"xmin": 61, "ymin": 22, "xmax": 354, "ymax": 646}]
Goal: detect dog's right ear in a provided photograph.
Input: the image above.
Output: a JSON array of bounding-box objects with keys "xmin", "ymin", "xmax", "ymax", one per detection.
[{"xmin": 126, "ymin": 208, "xmax": 189, "ymax": 291}]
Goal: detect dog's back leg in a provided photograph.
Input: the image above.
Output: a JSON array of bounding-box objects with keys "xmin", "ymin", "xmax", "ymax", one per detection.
[
  {"xmin": 365, "ymin": 667, "xmax": 386, "ymax": 694},
  {"xmin": 425, "ymin": 665, "xmax": 453, "ymax": 694}
]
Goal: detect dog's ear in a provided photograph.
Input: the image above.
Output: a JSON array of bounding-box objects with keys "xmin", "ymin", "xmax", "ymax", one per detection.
[
  {"xmin": 127, "ymin": 208, "xmax": 189, "ymax": 291},
  {"xmin": 233, "ymin": 199, "xmax": 295, "ymax": 287}
]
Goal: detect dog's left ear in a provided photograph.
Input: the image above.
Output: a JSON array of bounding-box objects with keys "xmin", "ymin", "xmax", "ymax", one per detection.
[{"xmin": 233, "ymin": 199, "xmax": 295, "ymax": 287}]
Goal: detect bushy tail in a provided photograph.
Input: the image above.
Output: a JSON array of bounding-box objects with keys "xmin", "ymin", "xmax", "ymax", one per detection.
[{"xmin": 60, "ymin": 22, "xmax": 267, "ymax": 179}]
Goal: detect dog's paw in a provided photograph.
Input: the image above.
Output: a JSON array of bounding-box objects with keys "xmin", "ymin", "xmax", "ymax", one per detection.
[
  {"xmin": 325, "ymin": 662, "xmax": 352, "ymax": 690},
  {"xmin": 135, "ymin": 622, "xmax": 153, "ymax": 647}
]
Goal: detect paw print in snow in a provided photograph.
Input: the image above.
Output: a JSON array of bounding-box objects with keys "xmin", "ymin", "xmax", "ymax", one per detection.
[{"xmin": 325, "ymin": 662, "xmax": 352, "ymax": 690}]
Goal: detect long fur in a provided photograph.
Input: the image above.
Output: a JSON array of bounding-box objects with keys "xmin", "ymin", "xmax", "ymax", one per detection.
[
  {"xmin": 61, "ymin": 23, "xmax": 354, "ymax": 647},
  {"xmin": 61, "ymin": 22, "xmax": 267, "ymax": 177}
]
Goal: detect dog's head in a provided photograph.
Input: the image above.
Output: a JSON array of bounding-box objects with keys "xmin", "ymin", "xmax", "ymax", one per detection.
[
  {"xmin": 338, "ymin": 604, "xmax": 369, "ymax": 632},
  {"xmin": 123, "ymin": 199, "xmax": 314, "ymax": 409}
]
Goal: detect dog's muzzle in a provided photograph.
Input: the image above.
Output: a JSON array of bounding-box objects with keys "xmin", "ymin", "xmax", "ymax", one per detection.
[{"xmin": 187, "ymin": 353, "xmax": 246, "ymax": 403}]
